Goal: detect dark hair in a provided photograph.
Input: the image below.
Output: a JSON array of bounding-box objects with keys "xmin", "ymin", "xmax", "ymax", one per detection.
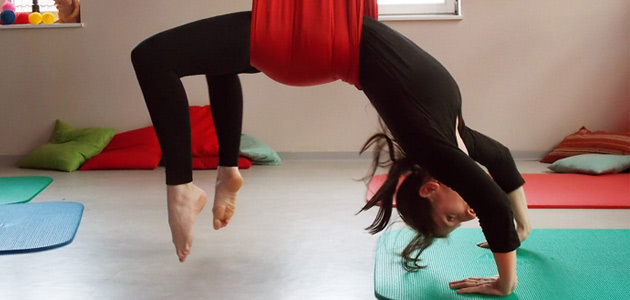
[{"xmin": 359, "ymin": 130, "xmax": 438, "ymax": 271}]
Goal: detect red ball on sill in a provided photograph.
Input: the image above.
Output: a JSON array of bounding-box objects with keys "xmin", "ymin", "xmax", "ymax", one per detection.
[{"xmin": 14, "ymin": 12, "xmax": 28, "ymax": 24}]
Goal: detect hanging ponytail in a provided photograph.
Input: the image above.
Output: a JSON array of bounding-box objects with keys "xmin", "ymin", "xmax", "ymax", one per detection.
[
  {"xmin": 359, "ymin": 133, "xmax": 409, "ymax": 234},
  {"xmin": 359, "ymin": 125, "xmax": 439, "ymax": 271},
  {"xmin": 396, "ymin": 168, "xmax": 437, "ymax": 271}
]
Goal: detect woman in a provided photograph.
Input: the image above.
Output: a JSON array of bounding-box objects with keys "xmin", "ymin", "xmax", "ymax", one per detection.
[{"xmin": 131, "ymin": 2, "xmax": 530, "ymax": 296}]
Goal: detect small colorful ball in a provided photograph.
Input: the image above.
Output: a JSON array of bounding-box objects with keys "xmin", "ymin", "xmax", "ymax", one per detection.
[
  {"xmin": 1, "ymin": 2, "xmax": 15, "ymax": 12},
  {"xmin": 1, "ymin": 10, "xmax": 16, "ymax": 25},
  {"xmin": 41, "ymin": 12, "xmax": 54, "ymax": 24},
  {"xmin": 14, "ymin": 11, "xmax": 28, "ymax": 24},
  {"xmin": 28, "ymin": 12, "xmax": 42, "ymax": 25}
]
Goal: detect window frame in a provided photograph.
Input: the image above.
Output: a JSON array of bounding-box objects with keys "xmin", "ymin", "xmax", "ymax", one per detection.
[
  {"xmin": 378, "ymin": 0, "xmax": 462, "ymax": 21},
  {"xmin": 13, "ymin": 0, "xmax": 57, "ymax": 13}
]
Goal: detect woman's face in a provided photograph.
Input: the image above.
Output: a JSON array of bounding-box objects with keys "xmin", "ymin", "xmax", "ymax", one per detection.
[{"xmin": 419, "ymin": 180, "xmax": 476, "ymax": 237}]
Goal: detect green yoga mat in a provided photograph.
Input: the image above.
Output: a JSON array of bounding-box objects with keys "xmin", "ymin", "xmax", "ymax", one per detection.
[
  {"xmin": 375, "ymin": 228, "xmax": 630, "ymax": 300},
  {"xmin": 0, "ymin": 176, "xmax": 53, "ymax": 205}
]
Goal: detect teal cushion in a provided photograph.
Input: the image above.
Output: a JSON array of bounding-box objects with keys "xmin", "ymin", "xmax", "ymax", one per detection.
[
  {"xmin": 548, "ymin": 154, "xmax": 630, "ymax": 175},
  {"xmin": 20, "ymin": 120, "xmax": 116, "ymax": 172},
  {"xmin": 239, "ymin": 134, "xmax": 281, "ymax": 165}
]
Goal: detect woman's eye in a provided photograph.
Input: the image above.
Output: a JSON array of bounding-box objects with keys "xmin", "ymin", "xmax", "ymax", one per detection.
[{"xmin": 447, "ymin": 216, "xmax": 456, "ymax": 222}]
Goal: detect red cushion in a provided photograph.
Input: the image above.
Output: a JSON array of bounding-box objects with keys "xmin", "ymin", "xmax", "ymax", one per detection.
[
  {"xmin": 192, "ymin": 157, "xmax": 253, "ymax": 170},
  {"xmin": 190, "ymin": 105, "xmax": 219, "ymax": 157},
  {"xmin": 80, "ymin": 126, "xmax": 161, "ymax": 170},
  {"xmin": 250, "ymin": 0, "xmax": 378, "ymax": 88},
  {"xmin": 541, "ymin": 126, "xmax": 630, "ymax": 163},
  {"xmin": 81, "ymin": 106, "xmax": 252, "ymax": 170},
  {"xmin": 189, "ymin": 106, "xmax": 252, "ymax": 169}
]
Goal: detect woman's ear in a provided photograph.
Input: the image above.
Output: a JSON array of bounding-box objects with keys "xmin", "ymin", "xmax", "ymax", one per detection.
[{"xmin": 418, "ymin": 179, "xmax": 439, "ymax": 198}]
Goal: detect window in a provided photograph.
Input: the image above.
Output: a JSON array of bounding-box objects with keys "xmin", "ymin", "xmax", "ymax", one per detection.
[
  {"xmin": 1, "ymin": 0, "xmax": 83, "ymax": 28},
  {"xmin": 13, "ymin": 0, "xmax": 56, "ymax": 13},
  {"xmin": 378, "ymin": 0, "xmax": 461, "ymax": 21}
]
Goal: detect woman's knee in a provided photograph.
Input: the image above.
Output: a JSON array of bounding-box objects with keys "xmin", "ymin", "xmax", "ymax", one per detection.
[{"xmin": 131, "ymin": 37, "xmax": 160, "ymax": 70}]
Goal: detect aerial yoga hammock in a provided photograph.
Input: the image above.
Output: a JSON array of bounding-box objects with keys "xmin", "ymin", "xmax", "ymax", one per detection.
[{"xmin": 249, "ymin": 0, "xmax": 378, "ymax": 88}]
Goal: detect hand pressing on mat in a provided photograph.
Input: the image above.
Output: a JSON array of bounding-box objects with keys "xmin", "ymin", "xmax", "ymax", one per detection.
[
  {"xmin": 477, "ymin": 225, "xmax": 531, "ymax": 248},
  {"xmin": 450, "ymin": 251, "xmax": 517, "ymax": 296},
  {"xmin": 478, "ymin": 186, "xmax": 531, "ymax": 248},
  {"xmin": 449, "ymin": 275, "xmax": 515, "ymax": 296}
]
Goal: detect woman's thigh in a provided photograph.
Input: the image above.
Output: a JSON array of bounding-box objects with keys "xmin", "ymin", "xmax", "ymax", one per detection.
[{"xmin": 136, "ymin": 11, "xmax": 258, "ymax": 77}]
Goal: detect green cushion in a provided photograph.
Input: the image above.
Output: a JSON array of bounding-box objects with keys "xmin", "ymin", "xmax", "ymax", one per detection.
[
  {"xmin": 20, "ymin": 120, "xmax": 116, "ymax": 172},
  {"xmin": 239, "ymin": 134, "xmax": 281, "ymax": 165},
  {"xmin": 548, "ymin": 154, "xmax": 630, "ymax": 175}
]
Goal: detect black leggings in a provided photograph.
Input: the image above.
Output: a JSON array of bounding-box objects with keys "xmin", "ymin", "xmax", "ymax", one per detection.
[{"xmin": 131, "ymin": 12, "xmax": 258, "ymax": 185}]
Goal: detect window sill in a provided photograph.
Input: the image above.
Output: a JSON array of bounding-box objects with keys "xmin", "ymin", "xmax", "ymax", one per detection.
[
  {"xmin": 0, "ymin": 23, "xmax": 83, "ymax": 30},
  {"xmin": 379, "ymin": 14, "xmax": 463, "ymax": 21}
]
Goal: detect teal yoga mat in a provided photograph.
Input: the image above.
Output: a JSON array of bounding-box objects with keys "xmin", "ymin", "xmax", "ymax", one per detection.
[
  {"xmin": 0, "ymin": 202, "xmax": 84, "ymax": 254},
  {"xmin": 375, "ymin": 228, "xmax": 630, "ymax": 300},
  {"xmin": 0, "ymin": 176, "xmax": 53, "ymax": 205}
]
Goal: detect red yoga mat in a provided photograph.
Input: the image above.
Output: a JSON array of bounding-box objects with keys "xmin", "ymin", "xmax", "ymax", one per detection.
[
  {"xmin": 366, "ymin": 174, "xmax": 402, "ymax": 207},
  {"xmin": 522, "ymin": 173, "xmax": 630, "ymax": 209},
  {"xmin": 366, "ymin": 173, "xmax": 630, "ymax": 209}
]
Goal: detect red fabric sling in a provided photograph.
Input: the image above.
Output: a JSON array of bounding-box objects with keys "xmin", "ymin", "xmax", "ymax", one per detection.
[{"xmin": 250, "ymin": 0, "xmax": 378, "ymax": 89}]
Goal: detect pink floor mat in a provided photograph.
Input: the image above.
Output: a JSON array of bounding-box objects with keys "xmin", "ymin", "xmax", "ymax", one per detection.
[{"xmin": 367, "ymin": 173, "xmax": 630, "ymax": 209}]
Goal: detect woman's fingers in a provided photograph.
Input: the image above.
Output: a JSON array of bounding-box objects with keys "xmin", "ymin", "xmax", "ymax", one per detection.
[
  {"xmin": 477, "ymin": 241, "xmax": 490, "ymax": 248},
  {"xmin": 449, "ymin": 276, "xmax": 506, "ymax": 296},
  {"xmin": 456, "ymin": 284, "xmax": 502, "ymax": 296},
  {"xmin": 449, "ymin": 277, "xmax": 489, "ymax": 288}
]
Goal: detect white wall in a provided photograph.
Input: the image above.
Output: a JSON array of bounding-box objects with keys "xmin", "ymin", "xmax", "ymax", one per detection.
[{"xmin": 1, "ymin": 0, "xmax": 628, "ymax": 159}]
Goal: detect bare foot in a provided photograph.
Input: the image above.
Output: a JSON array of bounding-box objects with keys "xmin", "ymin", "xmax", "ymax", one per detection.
[
  {"xmin": 212, "ymin": 167, "xmax": 243, "ymax": 230},
  {"xmin": 167, "ymin": 183, "xmax": 207, "ymax": 262}
]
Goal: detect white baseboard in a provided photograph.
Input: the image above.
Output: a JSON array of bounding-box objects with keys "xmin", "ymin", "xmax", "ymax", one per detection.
[
  {"xmin": 0, "ymin": 151, "xmax": 543, "ymax": 168},
  {"xmin": 510, "ymin": 151, "xmax": 547, "ymax": 161},
  {"xmin": 277, "ymin": 151, "xmax": 545, "ymax": 161},
  {"xmin": 278, "ymin": 152, "xmax": 372, "ymax": 160}
]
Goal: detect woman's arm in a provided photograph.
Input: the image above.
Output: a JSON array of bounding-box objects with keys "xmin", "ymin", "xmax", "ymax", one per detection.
[
  {"xmin": 478, "ymin": 186, "xmax": 531, "ymax": 248},
  {"xmin": 449, "ymin": 250, "xmax": 518, "ymax": 296},
  {"xmin": 508, "ymin": 186, "xmax": 531, "ymax": 242},
  {"xmin": 459, "ymin": 126, "xmax": 531, "ymax": 247}
]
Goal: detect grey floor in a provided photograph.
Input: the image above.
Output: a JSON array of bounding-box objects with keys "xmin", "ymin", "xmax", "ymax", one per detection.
[{"xmin": 1, "ymin": 160, "xmax": 629, "ymax": 300}]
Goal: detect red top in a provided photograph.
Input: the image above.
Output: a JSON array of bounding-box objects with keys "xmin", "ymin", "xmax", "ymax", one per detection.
[{"xmin": 250, "ymin": 0, "xmax": 378, "ymax": 89}]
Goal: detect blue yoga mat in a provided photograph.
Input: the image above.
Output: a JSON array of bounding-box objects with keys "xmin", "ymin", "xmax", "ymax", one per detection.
[
  {"xmin": 0, "ymin": 202, "xmax": 84, "ymax": 254},
  {"xmin": 0, "ymin": 176, "xmax": 53, "ymax": 205},
  {"xmin": 375, "ymin": 228, "xmax": 630, "ymax": 300}
]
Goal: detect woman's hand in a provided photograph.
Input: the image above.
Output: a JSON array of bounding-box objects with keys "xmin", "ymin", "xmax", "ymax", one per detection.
[
  {"xmin": 516, "ymin": 222, "xmax": 531, "ymax": 243},
  {"xmin": 451, "ymin": 251, "xmax": 518, "ymax": 296},
  {"xmin": 477, "ymin": 224, "xmax": 530, "ymax": 248},
  {"xmin": 477, "ymin": 185, "xmax": 531, "ymax": 249},
  {"xmin": 509, "ymin": 186, "xmax": 530, "ymax": 241},
  {"xmin": 449, "ymin": 275, "xmax": 517, "ymax": 296}
]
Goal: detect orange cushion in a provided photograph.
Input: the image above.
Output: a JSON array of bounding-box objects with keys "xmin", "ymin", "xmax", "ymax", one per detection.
[{"xmin": 541, "ymin": 127, "xmax": 630, "ymax": 163}]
